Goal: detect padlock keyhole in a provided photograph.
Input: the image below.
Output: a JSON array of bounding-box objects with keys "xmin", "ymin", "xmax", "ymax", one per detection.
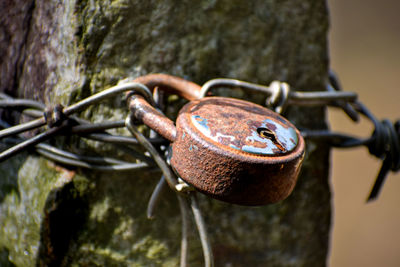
[{"xmin": 257, "ymin": 127, "xmax": 286, "ymax": 152}]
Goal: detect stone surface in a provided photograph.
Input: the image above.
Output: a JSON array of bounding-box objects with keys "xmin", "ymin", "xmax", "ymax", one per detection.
[{"xmin": 0, "ymin": 0, "xmax": 331, "ymax": 266}]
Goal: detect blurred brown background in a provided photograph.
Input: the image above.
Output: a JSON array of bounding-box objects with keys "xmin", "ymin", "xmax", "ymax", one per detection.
[{"xmin": 328, "ymin": 0, "xmax": 400, "ymax": 266}]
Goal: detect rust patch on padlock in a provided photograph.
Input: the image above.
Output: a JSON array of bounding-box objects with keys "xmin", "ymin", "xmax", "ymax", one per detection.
[
  {"xmin": 170, "ymin": 97, "xmax": 305, "ymax": 205},
  {"xmin": 189, "ymin": 109, "xmax": 298, "ymax": 155}
]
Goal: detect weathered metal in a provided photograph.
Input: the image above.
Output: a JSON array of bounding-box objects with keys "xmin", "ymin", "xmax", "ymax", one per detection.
[
  {"xmin": 129, "ymin": 75, "xmax": 305, "ymax": 206},
  {"xmin": 133, "ymin": 73, "xmax": 202, "ymax": 100},
  {"xmin": 128, "ymin": 94, "xmax": 177, "ymax": 142},
  {"xmin": 170, "ymin": 97, "xmax": 305, "ymax": 205}
]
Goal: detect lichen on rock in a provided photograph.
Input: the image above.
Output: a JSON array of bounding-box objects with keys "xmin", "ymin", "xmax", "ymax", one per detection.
[{"xmin": 1, "ymin": 0, "xmax": 331, "ymax": 266}]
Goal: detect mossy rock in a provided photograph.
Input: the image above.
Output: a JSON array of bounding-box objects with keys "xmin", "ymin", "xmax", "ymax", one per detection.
[{"xmin": 1, "ymin": 0, "xmax": 331, "ymax": 266}]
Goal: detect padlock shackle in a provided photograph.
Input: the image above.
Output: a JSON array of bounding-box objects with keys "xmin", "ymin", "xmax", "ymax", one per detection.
[
  {"xmin": 127, "ymin": 74, "xmax": 203, "ymax": 143},
  {"xmin": 133, "ymin": 73, "xmax": 202, "ymax": 100},
  {"xmin": 128, "ymin": 94, "xmax": 177, "ymax": 142}
]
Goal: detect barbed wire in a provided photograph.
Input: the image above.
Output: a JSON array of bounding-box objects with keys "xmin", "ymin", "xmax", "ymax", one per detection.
[
  {"xmin": 199, "ymin": 72, "xmax": 399, "ymax": 201},
  {"xmin": 0, "ymin": 72, "xmax": 399, "ymax": 266},
  {"xmin": 0, "ymin": 80, "xmax": 213, "ymax": 267}
]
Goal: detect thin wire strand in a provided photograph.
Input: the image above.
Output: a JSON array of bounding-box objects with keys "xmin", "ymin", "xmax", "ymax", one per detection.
[
  {"xmin": 21, "ymin": 108, "xmax": 45, "ymax": 118},
  {"xmin": 326, "ymin": 83, "xmax": 359, "ymax": 121},
  {"xmin": 79, "ymin": 132, "xmax": 166, "ymax": 146},
  {"xmin": 190, "ymin": 193, "xmax": 214, "ymax": 267},
  {"xmin": 301, "ymin": 129, "xmax": 371, "ymax": 148},
  {"xmin": 125, "ymin": 115, "xmax": 178, "ymax": 190},
  {"xmin": 328, "ymin": 70, "xmax": 360, "ymax": 121},
  {"xmin": 36, "ymin": 148, "xmax": 148, "ymax": 171},
  {"xmin": 64, "ymin": 82, "xmax": 154, "ymax": 116},
  {"xmin": 288, "ymin": 91, "xmax": 357, "ymax": 105},
  {"xmin": 0, "ymin": 117, "xmax": 45, "ymax": 140},
  {"xmin": 37, "ymin": 143, "xmax": 132, "ymax": 165},
  {"xmin": 0, "ymin": 120, "xmax": 68, "ymax": 162},
  {"xmin": 200, "ymin": 78, "xmax": 357, "ymax": 105},
  {"xmin": 0, "ymin": 99, "xmax": 46, "ymax": 110},
  {"xmin": 177, "ymin": 194, "xmax": 190, "ymax": 267},
  {"xmin": 200, "ymin": 78, "xmax": 273, "ymax": 98},
  {"xmin": 70, "ymin": 120, "xmax": 126, "ymax": 134},
  {"xmin": 78, "ymin": 133, "xmax": 165, "ymax": 165},
  {"xmin": 3, "ymin": 135, "xmax": 153, "ymax": 171},
  {"xmin": 147, "ymin": 176, "xmax": 168, "ymax": 219}
]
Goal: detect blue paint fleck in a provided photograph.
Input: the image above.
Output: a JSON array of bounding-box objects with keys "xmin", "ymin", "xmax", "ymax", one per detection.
[
  {"xmin": 190, "ymin": 114, "xmax": 298, "ymax": 156},
  {"xmin": 192, "ymin": 115, "xmax": 209, "ymax": 130},
  {"xmin": 191, "ymin": 115, "xmax": 212, "ymax": 137},
  {"xmin": 230, "ymin": 144, "xmax": 240, "ymax": 150}
]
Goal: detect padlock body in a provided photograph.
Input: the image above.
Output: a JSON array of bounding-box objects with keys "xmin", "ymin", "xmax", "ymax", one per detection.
[{"xmin": 170, "ymin": 97, "xmax": 305, "ymax": 205}]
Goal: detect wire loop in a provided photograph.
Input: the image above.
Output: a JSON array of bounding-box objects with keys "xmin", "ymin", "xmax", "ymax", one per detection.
[
  {"xmin": 266, "ymin": 80, "xmax": 290, "ymax": 113},
  {"xmin": 303, "ymin": 100, "xmax": 400, "ymax": 201},
  {"xmin": 365, "ymin": 114, "xmax": 400, "ymax": 200}
]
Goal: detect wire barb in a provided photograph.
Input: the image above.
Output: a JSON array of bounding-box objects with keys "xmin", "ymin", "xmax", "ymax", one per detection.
[
  {"xmin": 359, "ymin": 104, "xmax": 400, "ymax": 201},
  {"xmin": 0, "ymin": 73, "xmax": 398, "ymax": 266},
  {"xmin": 303, "ymin": 100, "xmax": 400, "ymax": 201}
]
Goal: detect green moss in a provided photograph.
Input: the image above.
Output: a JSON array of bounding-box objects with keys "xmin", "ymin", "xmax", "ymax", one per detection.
[
  {"xmin": 2, "ymin": 0, "xmax": 331, "ymax": 265},
  {"xmin": 0, "ymin": 157, "xmax": 78, "ymax": 266}
]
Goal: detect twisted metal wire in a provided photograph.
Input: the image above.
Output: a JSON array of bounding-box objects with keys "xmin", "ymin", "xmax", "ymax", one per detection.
[
  {"xmin": 200, "ymin": 76, "xmax": 358, "ymax": 113},
  {"xmin": 1, "ymin": 75, "xmax": 398, "ymax": 201},
  {"xmin": 0, "ymin": 82, "xmax": 153, "ymax": 162},
  {"xmin": 0, "ymin": 80, "xmax": 215, "ymax": 266},
  {"xmin": 200, "ymin": 73, "xmax": 399, "ymax": 201},
  {"xmin": 0, "ymin": 73, "xmax": 399, "ymax": 266}
]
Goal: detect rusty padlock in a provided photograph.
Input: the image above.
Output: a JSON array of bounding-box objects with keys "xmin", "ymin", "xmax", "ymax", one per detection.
[{"xmin": 129, "ymin": 74, "xmax": 305, "ymax": 206}]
